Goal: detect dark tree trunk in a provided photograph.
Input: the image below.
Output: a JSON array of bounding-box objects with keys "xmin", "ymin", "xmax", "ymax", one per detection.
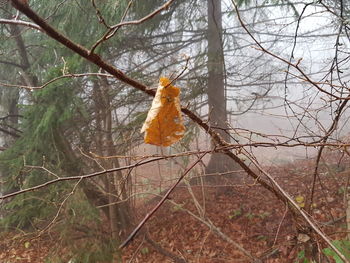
[
  {"xmin": 205, "ymin": 0, "xmax": 240, "ymax": 184},
  {"xmin": 91, "ymin": 77, "xmax": 132, "ymax": 240},
  {"xmin": 1, "ymin": 22, "xmax": 34, "ymax": 204}
]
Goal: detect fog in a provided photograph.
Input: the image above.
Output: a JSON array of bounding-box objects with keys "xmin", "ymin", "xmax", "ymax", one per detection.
[{"xmin": 222, "ymin": 2, "xmax": 350, "ymax": 163}]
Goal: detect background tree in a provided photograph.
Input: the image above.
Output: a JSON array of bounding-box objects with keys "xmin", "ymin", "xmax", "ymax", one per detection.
[
  {"xmin": 2, "ymin": 0, "xmax": 350, "ymax": 262},
  {"xmin": 205, "ymin": 0, "xmax": 240, "ymax": 183}
]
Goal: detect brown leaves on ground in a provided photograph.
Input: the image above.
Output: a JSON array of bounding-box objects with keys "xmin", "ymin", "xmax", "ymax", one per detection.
[
  {"xmin": 0, "ymin": 149, "xmax": 349, "ymax": 262},
  {"xmin": 122, "ymin": 149, "xmax": 350, "ymax": 262},
  {"xmin": 0, "ymin": 232, "xmax": 55, "ymax": 262}
]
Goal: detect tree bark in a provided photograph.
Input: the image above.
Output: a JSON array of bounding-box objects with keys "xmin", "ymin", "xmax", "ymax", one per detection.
[
  {"xmin": 0, "ymin": 21, "xmax": 33, "ymax": 202},
  {"xmin": 205, "ymin": 0, "xmax": 240, "ymax": 184},
  {"xmin": 92, "ymin": 76, "xmax": 132, "ymax": 240}
]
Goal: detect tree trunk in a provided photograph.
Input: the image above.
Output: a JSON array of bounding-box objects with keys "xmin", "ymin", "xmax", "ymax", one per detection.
[
  {"xmin": 205, "ymin": 0, "xmax": 240, "ymax": 184},
  {"xmin": 0, "ymin": 22, "xmax": 34, "ymax": 205},
  {"xmin": 92, "ymin": 76, "xmax": 132, "ymax": 240}
]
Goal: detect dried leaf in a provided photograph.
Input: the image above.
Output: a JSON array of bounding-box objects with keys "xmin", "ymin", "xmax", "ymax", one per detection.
[
  {"xmin": 297, "ymin": 233, "xmax": 310, "ymax": 243},
  {"xmin": 141, "ymin": 77, "xmax": 185, "ymax": 146},
  {"xmin": 24, "ymin": 241, "xmax": 31, "ymax": 249},
  {"xmin": 295, "ymin": 195, "xmax": 305, "ymax": 208}
]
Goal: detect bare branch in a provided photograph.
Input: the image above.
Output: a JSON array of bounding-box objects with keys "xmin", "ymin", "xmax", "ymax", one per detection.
[
  {"xmin": 89, "ymin": 0, "xmax": 175, "ymax": 54},
  {"xmin": 9, "ymin": 1, "xmax": 349, "ymax": 261},
  {"xmin": 232, "ymin": 0, "xmax": 346, "ymax": 101},
  {"xmin": 0, "ymin": 156, "xmax": 165, "ymax": 200},
  {"xmin": 119, "ymin": 152, "xmax": 207, "ymax": 249},
  {"xmin": 0, "ymin": 72, "xmax": 114, "ymax": 90},
  {"xmin": 0, "ymin": 18, "xmax": 43, "ymax": 31}
]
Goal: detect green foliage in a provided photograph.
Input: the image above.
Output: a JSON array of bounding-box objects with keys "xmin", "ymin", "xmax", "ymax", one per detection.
[
  {"xmin": 256, "ymin": 235, "xmax": 267, "ymax": 241},
  {"xmin": 141, "ymin": 247, "xmax": 150, "ymax": 255},
  {"xmin": 130, "ymin": 0, "xmax": 177, "ymax": 33},
  {"xmin": 323, "ymin": 240, "xmax": 350, "ymax": 263},
  {"xmin": 32, "ymin": 0, "xmax": 128, "ymax": 46},
  {"xmin": 172, "ymin": 203, "xmax": 184, "ymax": 212},
  {"xmin": 338, "ymin": 186, "xmax": 346, "ymax": 195},
  {"xmin": 0, "ymin": 0, "xmax": 141, "ymax": 238},
  {"xmin": 245, "ymin": 212, "xmax": 255, "ymax": 220},
  {"xmin": 295, "ymin": 240, "xmax": 350, "ymax": 263},
  {"xmin": 0, "ymin": 67, "xmax": 86, "ymax": 230},
  {"xmin": 1, "ymin": 193, "xmax": 55, "ymax": 229},
  {"xmin": 295, "ymin": 250, "xmax": 310, "ymax": 263},
  {"xmin": 46, "ymin": 191, "xmax": 118, "ymax": 263},
  {"xmin": 0, "ymin": 0, "xmax": 210, "ymax": 261},
  {"xmin": 228, "ymin": 207, "xmax": 271, "ymax": 221},
  {"xmin": 228, "ymin": 208, "xmax": 242, "ymax": 219}
]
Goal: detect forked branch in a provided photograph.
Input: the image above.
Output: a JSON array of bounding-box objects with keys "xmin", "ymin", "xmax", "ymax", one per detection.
[{"xmin": 9, "ymin": 0, "xmax": 348, "ymax": 261}]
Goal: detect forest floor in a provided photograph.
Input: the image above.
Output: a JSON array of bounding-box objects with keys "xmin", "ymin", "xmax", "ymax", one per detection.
[{"xmin": 0, "ymin": 149, "xmax": 349, "ymax": 262}]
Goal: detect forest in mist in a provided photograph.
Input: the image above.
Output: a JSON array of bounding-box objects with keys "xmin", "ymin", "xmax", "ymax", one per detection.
[{"xmin": 1, "ymin": 0, "xmax": 350, "ymax": 262}]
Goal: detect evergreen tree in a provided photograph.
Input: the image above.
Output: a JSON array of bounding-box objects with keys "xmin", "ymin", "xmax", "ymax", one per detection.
[{"xmin": 0, "ymin": 0, "xmax": 300, "ymax": 261}]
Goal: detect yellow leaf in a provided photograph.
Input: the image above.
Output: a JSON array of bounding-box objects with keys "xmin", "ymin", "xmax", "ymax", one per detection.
[
  {"xmin": 141, "ymin": 77, "xmax": 185, "ymax": 146},
  {"xmin": 295, "ymin": 195, "xmax": 305, "ymax": 208},
  {"xmin": 295, "ymin": 195, "xmax": 304, "ymax": 203},
  {"xmin": 24, "ymin": 241, "xmax": 31, "ymax": 249}
]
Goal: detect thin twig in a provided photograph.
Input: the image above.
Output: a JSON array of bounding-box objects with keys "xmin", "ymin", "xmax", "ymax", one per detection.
[
  {"xmin": 10, "ymin": 1, "xmax": 348, "ymax": 261},
  {"xmin": 36, "ymin": 177, "xmax": 83, "ymax": 237},
  {"xmin": 247, "ymin": 154, "xmax": 349, "ymax": 263},
  {"xmin": 0, "ymin": 72, "xmax": 114, "ymax": 90},
  {"xmin": 167, "ymin": 198, "xmax": 258, "ymax": 261},
  {"xmin": 0, "ymin": 18, "xmax": 42, "ymax": 31},
  {"xmin": 272, "ymin": 202, "xmax": 288, "ymax": 247},
  {"xmin": 0, "ymin": 156, "xmax": 165, "ymax": 200},
  {"xmin": 119, "ymin": 152, "xmax": 207, "ymax": 249},
  {"xmin": 89, "ymin": 0, "xmax": 174, "ymax": 54}
]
